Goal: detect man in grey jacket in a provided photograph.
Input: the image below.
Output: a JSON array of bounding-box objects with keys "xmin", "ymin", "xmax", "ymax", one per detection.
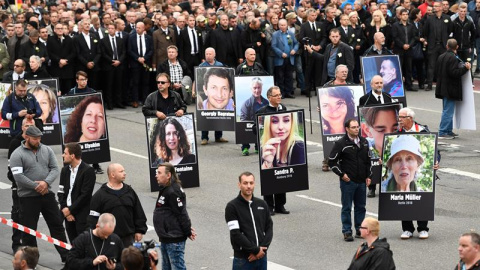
[{"xmin": 10, "ymin": 126, "xmax": 68, "ymax": 262}]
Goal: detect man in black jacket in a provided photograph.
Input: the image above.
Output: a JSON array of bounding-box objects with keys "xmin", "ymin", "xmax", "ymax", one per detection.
[
  {"xmin": 328, "ymin": 119, "xmax": 371, "ymax": 242},
  {"xmin": 225, "ymin": 171, "xmax": 273, "ymax": 269},
  {"xmin": 153, "ymin": 163, "xmax": 196, "ymax": 269},
  {"xmin": 88, "ymin": 163, "xmax": 148, "ymax": 248},
  {"xmin": 359, "ymin": 75, "xmax": 393, "ymax": 106},
  {"xmin": 67, "ymin": 213, "xmax": 123, "ymax": 270},
  {"xmin": 57, "ymin": 142, "xmax": 96, "ymax": 243},
  {"xmin": 321, "ymin": 28, "xmax": 355, "ymax": 85},
  {"xmin": 435, "ymin": 39, "xmax": 470, "ymax": 139},
  {"xmin": 47, "ymin": 22, "xmax": 76, "ymax": 94},
  {"xmin": 347, "ymin": 217, "xmax": 396, "ymax": 269},
  {"xmin": 392, "ymin": 9, "xmax": 417, "ymax": 92},
  {"xmin": 142, "ymin": 73, "xmax": 186, "ymax": 120}
]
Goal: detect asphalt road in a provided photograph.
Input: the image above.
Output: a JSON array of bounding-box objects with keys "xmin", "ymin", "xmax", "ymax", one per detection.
[{"xmin": 0, "ymin": 87, "xmax": 479, "ymax": 270}]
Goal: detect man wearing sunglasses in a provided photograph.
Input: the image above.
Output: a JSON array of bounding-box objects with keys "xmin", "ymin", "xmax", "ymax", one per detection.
[{"xmin": 142, "ymin": 73, "xmax": 186, "ymax": 120}]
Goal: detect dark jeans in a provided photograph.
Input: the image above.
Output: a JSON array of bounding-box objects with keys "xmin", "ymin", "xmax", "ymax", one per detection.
[
  {"xmin": 19, "ymin": 193, "xmax": 68, "ymax": 260},
  {"xmin": 274, "ymin": 60, "xmax": 294, "ymax": 95},
  {"xmin": 412, "ymin": 58, "xmax": 425, "ymax": 87},
  {"xmin": 121, "ymin": 234, "xmax": 135, "ymax": 248},
  {"xmin": 402, "ymin": 221, "xmax": 429, "ymax": 233},
  {"xmin": 233, "ymin": 256, "xmax": 267, "ymax": 270},
  {"xmin": 264, "ymin": 193, "xmax": 286, "ymax": 211},
  {"xmin": 397, "ymin": 50, "xmax": 413, "ymax": 90},
  {"xmin": 160, "ymin": 241, "xmax": 186, "ymax": 270},
  {"xmin": 201, "ymin": 131, "xmax": 223, "ymax": 141},
  {"xmin": 130, "ymin": 67, "xmax": 150, "ymax": 103},
  {"xmin": 340, "ymin": 180, "xmax": 366, "ymax": 234}
]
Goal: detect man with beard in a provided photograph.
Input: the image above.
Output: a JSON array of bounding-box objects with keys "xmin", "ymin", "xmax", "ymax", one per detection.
[
  {"xmin": 57, "ymin": 142, "xmax": 96, "ymax": 243},
  {"xmin": 241, "ymin": 17, "xmax": 266, "ymax": 65},
  {"xmin": 10, "ymin": 125, "xmax": 68, "ymax": 263}
]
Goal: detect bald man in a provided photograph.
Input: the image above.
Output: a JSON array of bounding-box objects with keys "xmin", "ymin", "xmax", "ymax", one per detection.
[
  {"xmin": 88, "ymin": 163, "xmax": 148, "ymax": 248},
  {"xmin": 364, "ymin": 32, "xmax": 393, "ymax": 56}
]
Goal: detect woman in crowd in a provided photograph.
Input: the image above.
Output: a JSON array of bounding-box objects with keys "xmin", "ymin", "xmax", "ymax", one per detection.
[{"xmin": 28, "ymin": 55, "xmax": 50, "ymax": 79}]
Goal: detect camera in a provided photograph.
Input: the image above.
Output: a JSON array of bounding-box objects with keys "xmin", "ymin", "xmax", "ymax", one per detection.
[
  {"xmin": 26, "ymin": 108, "xmax": 35, "ymax": 115},
  {"xmin": 133, "ymin": 240, "xmax": 159, "ymax": 270},
  {"xmin": 302, "ymin": 37, "xmax": 312, "ymax": 46}
]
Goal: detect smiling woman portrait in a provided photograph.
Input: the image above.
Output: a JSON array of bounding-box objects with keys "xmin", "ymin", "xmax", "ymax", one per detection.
[{"xmin": 64, "ymin": 95, "xmax": 106, "ymax": 143}]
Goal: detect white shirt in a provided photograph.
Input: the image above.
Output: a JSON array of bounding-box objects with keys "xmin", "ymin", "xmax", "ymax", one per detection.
[
  {"xmin": 12, "ymin": 71, "xmax": 26, "ymax": 81},
  {"xmin": 137, "ymin": 34, "xmax": 146, "ymax": 56},
  {"xmin": 187, "ymin": 27, "xmax": 198, "ymax": 54},
  {"xmin": 67, "ymin": 160, "xmax": 81, "ymax": 207},
  {"xmin": 372, "ymin": 91, "xmax": 383, "ymax": 104},
  {"xmin": 109, "ymin": 35, "xmax": 118, "ymax": 59},
  {"xmin": 82, "ymin": 32, "xmax": 91, "ymax": 49}
]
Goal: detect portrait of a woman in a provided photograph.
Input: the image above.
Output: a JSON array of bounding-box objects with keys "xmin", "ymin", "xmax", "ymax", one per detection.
[
  {"xmin": 381, "ymin": 135, "xmax": 425, "ymax": 192},
  {"xmin": 319, "ymin": 87, "xmax": 355, "ymax": 135},
  {"xmin": 28, "ymin": 84, "xmax": 58, "ymax": 124},
  {"xmin": 151, "ymin": 117, "xmax": 196, "ymax": 167},
  {"xmin": 260, "ymin": 112, "xmax": 305, "ymax": 169},
  {"xmin": 64, "ymin": 95, "xmax": 106, "ymax": 143}
]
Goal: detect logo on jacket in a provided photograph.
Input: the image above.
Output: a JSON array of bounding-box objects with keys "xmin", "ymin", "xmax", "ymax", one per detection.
[
  {"xmin": 157, "ymin": 196, "xmax": 165, "ymax": 205},
  {"xmin": 177, "ymin": 197, "xmax": 183, "ymax": 207}
]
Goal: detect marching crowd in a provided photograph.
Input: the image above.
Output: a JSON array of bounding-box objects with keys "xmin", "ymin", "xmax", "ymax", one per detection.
[{"xmin": 1, "ymin": 0, "xmax": 479, "ymax": 268}]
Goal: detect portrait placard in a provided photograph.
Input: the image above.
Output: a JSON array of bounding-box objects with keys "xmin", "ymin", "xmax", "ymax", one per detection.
[
  {"xmin": 317, "ymin": 85, "xmax": 365, "ymax": 160},
  {"xmin": 234, "ymin": 76, "xmax": 274, "ymax": 144},
  {"xmin": 145, "ymin": 114, "xmax": 199, "ymax": 191},
  {"xmin": 257, "ymin": 109, "xmax": 309, "ymax": 195},
  {"xmin": 26, "ymin": 78, "xmax": 62, "ymax": 145},
  {"xmin": 58, "ymin": 93, "xmax": 111, "ymax": 164},
  {"xmin": 195, "ymin": 67, "xmax": 235, "ymax": 131},
  {"xmin": 378, "ymin": 133, "xmax": 438, "ymax": 221},
  {"xmin": 358, "ymin": 103, "xmax": 402, "ymax": 185},
  {"xmin": 361, "ymin": 55, "xmax": 407, "ymax": 106}
]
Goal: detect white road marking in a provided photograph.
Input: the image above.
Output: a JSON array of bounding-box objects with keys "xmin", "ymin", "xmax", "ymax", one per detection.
[
  {"xmin": 438, "ymin": 168, "xmax": 480, "ymax": 180},
  {"xmin": 0, "ymin": 182, "xmax": 11, "ymax": 190},
  {"xmin": 110, "ymin": 147, "xmax": 148, "ymax": 160},
  {"xmin": 296, "ymin": 195, "xmax": 378, "ymax": 217},
  {"xmin": 229, "ymin": 257, "xmax": 295, "ymax": 270}
]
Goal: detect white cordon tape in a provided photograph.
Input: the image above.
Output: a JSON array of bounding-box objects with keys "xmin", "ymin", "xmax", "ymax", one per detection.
[{"xmin": 0, "ymin": 216, "xmax": 72, "ymax": 250}]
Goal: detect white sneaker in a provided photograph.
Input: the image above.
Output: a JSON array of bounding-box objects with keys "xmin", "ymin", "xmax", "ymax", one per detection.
[
  {"xmin": 401, "ymin": 231, "xmax": 413, "ymax": 239},
  {"xmin": 419, "ymin": 231, "xmax": 429, "ymax": 239}
]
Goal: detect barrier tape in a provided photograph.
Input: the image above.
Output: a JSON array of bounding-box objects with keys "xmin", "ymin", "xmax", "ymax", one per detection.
[{"xmin": 0, "ymin": 216, "xmax": 72, "ymax": 250}]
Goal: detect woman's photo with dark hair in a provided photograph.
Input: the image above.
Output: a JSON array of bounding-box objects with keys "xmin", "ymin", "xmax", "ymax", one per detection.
[
  {"xmin": 150, "ymin": 117, "xmax": 196, "ymax": 167},
  {"xmin": 64, "ymin": 94, "xmax": 106, "ymax": 143},
  {"xmin": 318, "ymin": 87, "xmax": 356, "ymax": 135}
]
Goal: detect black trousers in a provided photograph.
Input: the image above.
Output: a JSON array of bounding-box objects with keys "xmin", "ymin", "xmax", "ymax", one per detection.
[
  {"xmin": 397, "ymin": 50, "xmax": 413, "ymax": 90},
  {"xmin": 11, "ymin": 188, "xmax": 22, "ymax": 252},
  {"xmin": 103, "ymin": 66, "xmax": 123, "ymax": 106},
  {"xmin": 121, "ymin": 233, "xmax": 135, "ymax": 248},
  {"xmin": 59, "ymin": 78, "xmax": 74, "ymax": 95},
  {"xmin": 65, "ymin": 216, "xmax": 88, "ymax": 243},
  {"xmin": 84, "ymin": 68, "xmax": 99, "ymax": 90},
  {"xmin": 19, "ymin": 193, "xmax": 68, "ymax": 259},
  {"xmin": 426, "ymin": 44, "xmax": 446, "ymax": 85},
  {"xmin": 274, "ymin": 60, "xmax": 294, "ymax": 95},
  {"xmin": 412, "ymin": 58, "xmax": 425, "ymax": 87},
  {"xmin": 130, "ymin": 67, "xmax": 150, "ymax": 103},
  {"xmin": 402, "ymin": 220, "xmax": 429, "ymax": 233},
  {"xmin": 264, "ymin": 193, "xmax": 286, "ymax": 210},
  {"xmin": 304, "ymin": 53, "xmax": 322, "ymax": 92}
]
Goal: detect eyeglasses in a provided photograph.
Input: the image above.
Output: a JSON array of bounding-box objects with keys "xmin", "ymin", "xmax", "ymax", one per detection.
[
  {"xmin": 269, "ymin": 94, "xmax": 282, "ymax": 98},
  {"xmin": 14, "ymin": 65, "xmax": 24, "ymax": 68},
  {"xmin": 398, "ymin": 116, "xmax": 411, "ymax": 119},
  {"xmin": 157, "ymin": 81, "xmax": 168, "ymax": 84}
]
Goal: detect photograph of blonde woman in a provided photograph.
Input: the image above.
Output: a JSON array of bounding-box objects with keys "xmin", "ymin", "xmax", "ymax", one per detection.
[{"xmin": 260, "ymin": 111, "xmax": 305, "ymax": 170}]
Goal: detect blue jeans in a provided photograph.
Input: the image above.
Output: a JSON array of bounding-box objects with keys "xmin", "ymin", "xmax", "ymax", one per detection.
[
  {"xmin": 439, "ymin": 97, "xmax": 455, "ymax": 136},
  {"xmin": 340, "ymin": 180, "xmax": 366, "ymax": 234},
  {"xmin": 201, "ymin": 131, "xmax": 223, "ymax": 141},
  {"xmin": 233, "ymin": 256, "xmax": 267, "ymax": 270},
  {"xmin": 160, "ymin": 241, "xmax": 186, "ymax": 270},
  {"xmin": 294, "ymin": 55, "xmax": 305, "ymax": 92}
]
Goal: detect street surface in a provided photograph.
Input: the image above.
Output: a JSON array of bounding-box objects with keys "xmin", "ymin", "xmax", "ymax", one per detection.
[{"xmin": 0, "ymin": 87, "xmax": 479, "ymax": 269}]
